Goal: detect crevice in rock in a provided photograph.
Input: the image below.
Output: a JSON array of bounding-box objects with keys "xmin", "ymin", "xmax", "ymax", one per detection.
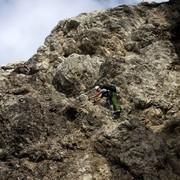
[
  {"xmin": 78, "ymin": 43, "xmax": 96, "ymax": 55},
  {"xmin": 109, "ymin": 159, "xmax": 144, "ymax": 180},
  {"xmin": 52, "ymin": 72, "xmax": 79, "ymax": 97},
  {"xmin": 162, "ymin": 119, "xmax": 180, "ymax": 134},
  {"xmin": 0, "ymin": 154, "xmax": 8, "ymax": 162},
  {"xmin": 64, "ymin": 107, "xmax": 78, "ymax": 121},
  {"xmin": 133, "ymin": 99, "xmax": 170, "ymax": 114},
  {"xmin": 170, "ymin": 21, "xmax": 180, "ymax": 71},
  {"xmin": 13, "ymin": 65, "xmax": 39, "ymax": 75},
  {"xmin": 65, "ymin": 20, "xmax": 80, "ymax": 31},
  {"xmin": 168, "ymin": 5, "xmax": 180, "ymax": 70},
  {"xmin": 12, "ymin": 88, "xmax": 30, "ymax": 95}
]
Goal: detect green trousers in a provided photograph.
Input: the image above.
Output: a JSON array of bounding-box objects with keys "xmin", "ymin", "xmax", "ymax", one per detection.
[{"xmin": 111, "ymin": 92, "xmax": 121, "ymax": 112}]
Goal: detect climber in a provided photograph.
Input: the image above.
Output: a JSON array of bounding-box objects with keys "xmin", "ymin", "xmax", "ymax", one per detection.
[{"xmin": 90, "ymin": 84, "xmax": 121, "ymax": 118}]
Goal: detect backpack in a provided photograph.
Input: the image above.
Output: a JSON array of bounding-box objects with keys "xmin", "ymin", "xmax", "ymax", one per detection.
[{"xmin": 101, "ymin": 84, "xmax": 116, "ymax": 93}]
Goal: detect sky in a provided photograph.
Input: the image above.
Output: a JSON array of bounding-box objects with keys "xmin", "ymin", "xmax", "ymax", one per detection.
[{"xmin": 0, "ymin": 0, "xmax": 168, "ymax": 65}]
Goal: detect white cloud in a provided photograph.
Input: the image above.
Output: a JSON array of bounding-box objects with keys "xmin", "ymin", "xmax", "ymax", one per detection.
[{"xmin": 0, "ymin": 0, "xmax": 168, "ymax": 65}]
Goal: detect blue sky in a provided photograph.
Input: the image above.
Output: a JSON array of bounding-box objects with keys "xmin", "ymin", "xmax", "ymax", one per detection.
[{"xmin": 0, "ymin": 0, "xmax": 168, "ymax": 65}]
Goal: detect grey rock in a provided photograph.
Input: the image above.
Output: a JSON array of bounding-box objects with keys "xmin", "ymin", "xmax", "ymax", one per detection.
[{"xmin": 0, "ymin": 1, "xmax": 180, "ymax": 180}]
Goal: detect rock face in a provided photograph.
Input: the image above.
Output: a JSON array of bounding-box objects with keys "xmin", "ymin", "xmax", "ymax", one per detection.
[{"xmin": 0, "ymin": 1, "xmax": 180, "ymax": 180}]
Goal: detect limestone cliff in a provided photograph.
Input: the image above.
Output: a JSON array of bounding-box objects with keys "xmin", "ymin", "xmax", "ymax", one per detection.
[{"xmin": 0, "ymin": 0, "xmax": 179, "ymax": 179}]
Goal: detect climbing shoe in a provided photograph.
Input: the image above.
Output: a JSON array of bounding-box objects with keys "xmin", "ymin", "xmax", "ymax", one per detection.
[
  {"xmin": 113, "ymin": 111, "xmax": 120, "ymax": 115},
  {"xmin": 113, "ymin": 112, "xmax": 120, "ymax": 119}
]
